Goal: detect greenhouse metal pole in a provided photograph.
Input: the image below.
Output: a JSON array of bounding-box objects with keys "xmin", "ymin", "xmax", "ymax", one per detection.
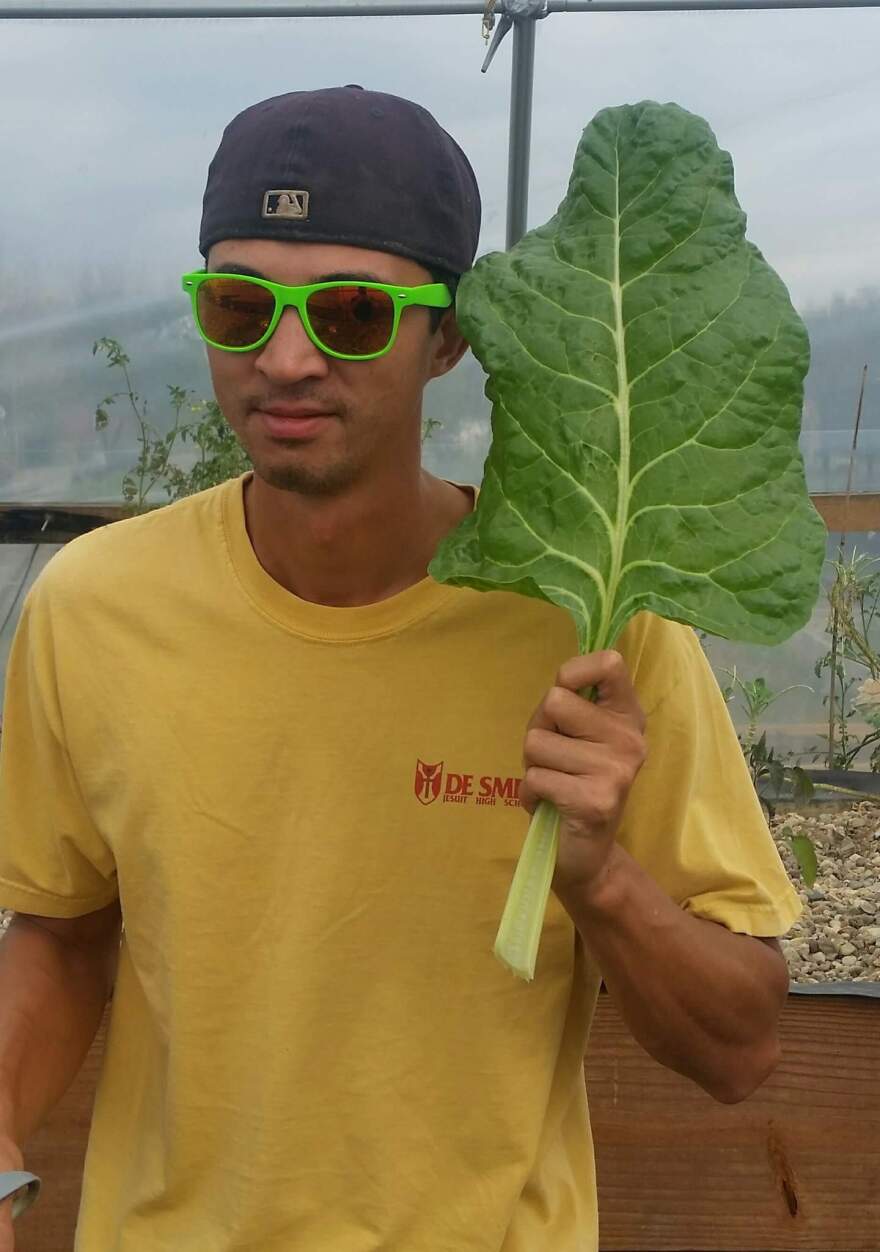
[
  {"xmin": 506, "ymin": 16, "xmax": 538, "ymax": 248},
  {"xmin": 0, "ymin": 1, "xmax": 487, "ymax": 15},
  {"xmin": 549, "ymin": 0, "xmax": 880, "ymax": 7},
  {"xmin": 3, "ymin": 0, "xmax": 878, "ymax": 16}
]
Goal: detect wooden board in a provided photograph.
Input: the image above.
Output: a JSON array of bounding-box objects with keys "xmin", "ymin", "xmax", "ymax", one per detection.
[
  {"xmin": 10, "ymin": 994, "xmax": 880, "ymax": 1251},
  {"xmin": 4, "ymin": 493, "xmax": 880, "ymax": 545},
  {"xmin": 0, "ymin": 504, "xmax": 134, "ymax": 546},
  {"xmin": 810, "ymin": 492, "xmax": 880, "ymax": 534},
  {"xmin": 587, "ymin": 991, "xmax": 880, "ymax": 1251}
]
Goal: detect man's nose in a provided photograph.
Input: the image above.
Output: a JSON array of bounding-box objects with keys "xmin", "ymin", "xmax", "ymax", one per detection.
[{"xmin": 254, "ymin": 307, "xmax": 330, "ymax": 382}]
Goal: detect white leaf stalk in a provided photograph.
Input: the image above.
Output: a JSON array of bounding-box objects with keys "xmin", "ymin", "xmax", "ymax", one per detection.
[
  {"xmin": 493, "ymin": 798, "xmax": 561, "ymax": 980},
  {"xmin": 495, "ymin": 682, "xmax": 597, "ymax": 981}
]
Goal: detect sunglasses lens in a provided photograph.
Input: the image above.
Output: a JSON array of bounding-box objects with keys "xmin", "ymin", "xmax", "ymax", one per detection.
[
  {"xmin": 307, "ymin": 286, "xmax": 395, "ymax": 356},
  {"xmin": 197, "ymin": 278, "xmax": 275, "ymax": 348}
]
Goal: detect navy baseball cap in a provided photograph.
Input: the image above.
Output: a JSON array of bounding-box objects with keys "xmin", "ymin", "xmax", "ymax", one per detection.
[{"xmin": 199, "ymin": 85, "xmax": 482, "ymax": 276}]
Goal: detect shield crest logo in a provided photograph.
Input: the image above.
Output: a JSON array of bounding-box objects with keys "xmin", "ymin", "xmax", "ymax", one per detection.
[{"xmin": 414, "ymin": 759, "xmax": 444, "ymax": 806}]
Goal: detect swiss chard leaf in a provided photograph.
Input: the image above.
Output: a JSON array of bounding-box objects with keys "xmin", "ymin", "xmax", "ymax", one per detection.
[
  {"xmin": 429, "ymin": 101, "xmax": 825, "ymax": 654},
  {"xmin": 428, "ymin": 101, "xmax": 826, "ymax": 982}
]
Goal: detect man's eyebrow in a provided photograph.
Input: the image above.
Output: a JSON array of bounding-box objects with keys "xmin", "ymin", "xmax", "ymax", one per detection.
[{"xmin": 208, "ymin": 262, "xmax": 388, "ymax": 284}]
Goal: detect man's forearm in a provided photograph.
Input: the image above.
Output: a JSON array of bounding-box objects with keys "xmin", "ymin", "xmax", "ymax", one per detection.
[
  {"xmin": 0, "ymin": 916, "xmax": 116, "ymax": 1146},
  {"xmin": 554, "ymin": 844, "xmax": 790, "ymax": 1103}
]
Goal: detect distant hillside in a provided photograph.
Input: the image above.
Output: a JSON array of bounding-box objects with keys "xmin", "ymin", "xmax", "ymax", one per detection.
[
  {"xmin": 802, "ymin": 288, "xmax": 880, "ymax": 430},
  {"xmin": 1, "ymin": 284, "xmax": 878, "ymax": 500}
]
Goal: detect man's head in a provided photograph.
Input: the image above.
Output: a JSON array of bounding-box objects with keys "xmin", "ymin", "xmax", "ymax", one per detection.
[{"xmin": 194, "ymin": 86, "xmax": 481, "ymax": 497}]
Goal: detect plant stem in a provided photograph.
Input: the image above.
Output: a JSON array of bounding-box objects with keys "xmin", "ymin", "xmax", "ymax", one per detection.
[
  {"xmin": 494, "ymin": 680, "xmax": 594, "ymax": 981},
  {"xmin": 493, "ymin": 798, "xmax": 560, "ymax": 980},
  {"xmin": 828, "ymin": 364, "xmax": 868, "ymax": 767},
  {"xmin": 811, "ymin": 780, "xmax": 877, "ymax": 799}
]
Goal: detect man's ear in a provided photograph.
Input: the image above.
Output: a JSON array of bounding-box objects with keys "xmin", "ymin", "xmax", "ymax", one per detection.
[{"xmin": 427, "ymin": 309, "xmax": 470, "ymax": 381}]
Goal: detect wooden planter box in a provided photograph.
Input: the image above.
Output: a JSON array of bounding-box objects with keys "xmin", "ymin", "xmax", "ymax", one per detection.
[
  {"xmin": 587, "ymin": 983, "xmax": 880, "ymax": 1251},
  {"xmin": 13, "ymin": 986, "xmax": 880, "ymax": 1251}
]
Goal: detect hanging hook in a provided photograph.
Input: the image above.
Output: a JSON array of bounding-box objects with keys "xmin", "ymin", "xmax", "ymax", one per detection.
[{"xmin": 481, "ymin": 0, "xmax": 550, "ymax": 74}]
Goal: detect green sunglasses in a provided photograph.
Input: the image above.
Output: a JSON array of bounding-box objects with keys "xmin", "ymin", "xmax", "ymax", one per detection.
[{"xmin": 181, "ymin": 271, "xmax": 453, "ymax": 361}]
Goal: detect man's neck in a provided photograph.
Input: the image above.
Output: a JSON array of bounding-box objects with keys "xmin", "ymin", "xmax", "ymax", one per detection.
[{"xmin": 242, "ymin": 468, "xmax": 474, "ymax": 608}]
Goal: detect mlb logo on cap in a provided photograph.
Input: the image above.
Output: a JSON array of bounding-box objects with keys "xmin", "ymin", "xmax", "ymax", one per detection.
[{"xmin": 262, "ymin": 190, "xmax": 310, "ymax": 220}]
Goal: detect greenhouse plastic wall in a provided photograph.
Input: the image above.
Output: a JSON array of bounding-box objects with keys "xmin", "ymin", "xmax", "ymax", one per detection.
[{"xmin": 2, "ymin": 1, "xmax": 880, "ymax": 762}]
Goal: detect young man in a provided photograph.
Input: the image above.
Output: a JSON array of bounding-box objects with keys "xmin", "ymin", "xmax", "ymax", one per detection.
[{"xmin": 0, "ymin": 86, "xmax": 800, "ymax": 1251}]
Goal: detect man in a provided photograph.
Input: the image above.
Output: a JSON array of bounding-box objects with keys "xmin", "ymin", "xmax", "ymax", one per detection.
[{"xmin": 0, "ymin": 86, "xmax": 800, "ymax": 1251}]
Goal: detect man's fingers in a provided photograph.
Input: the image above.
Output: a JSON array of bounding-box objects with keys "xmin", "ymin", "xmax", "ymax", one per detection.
[{"xmin": 556, "ymin": 651, "xmax": 645, "ymax": 725}]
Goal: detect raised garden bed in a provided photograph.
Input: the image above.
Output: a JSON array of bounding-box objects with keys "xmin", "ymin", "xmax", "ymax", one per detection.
[
  {"xmin": 588, "ymin": 983, "xmax": 880, "ymax": 1251},
  {"xmin": 6, "ymin": 987, "xmax": 878, "ymax": 1252}
]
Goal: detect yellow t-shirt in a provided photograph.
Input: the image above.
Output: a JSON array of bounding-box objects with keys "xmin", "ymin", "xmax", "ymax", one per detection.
[{"xmin": 0, "ymin": 471, "xmax": 801, "ymax": 1252}]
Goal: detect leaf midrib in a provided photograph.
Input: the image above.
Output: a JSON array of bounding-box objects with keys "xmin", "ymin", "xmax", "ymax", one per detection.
[{"xmin": 597, "ymin": 127, "xmax": 631, "ymax": 651}]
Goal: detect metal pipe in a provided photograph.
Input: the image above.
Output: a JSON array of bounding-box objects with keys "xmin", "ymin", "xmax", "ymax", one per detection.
[
  {"xmin": 549, "ymin": 0, "xmax": 880, "ymax": 8},
  {"xmin": 0, "ymin": 0, "xmax": 486, "ymax": 15},
  {"xmin": 3, "ymin": 0, "xmax": 879, "ymax": 16},
  {"xmin": 506, "ymin": 17, "xmax": 537, "ymax": 248}
]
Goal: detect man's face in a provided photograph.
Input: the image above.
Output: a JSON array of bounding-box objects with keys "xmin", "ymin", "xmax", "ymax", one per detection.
[{"xmin": 203, "ymin": 238, "xmax": 465, "ymax": 497}]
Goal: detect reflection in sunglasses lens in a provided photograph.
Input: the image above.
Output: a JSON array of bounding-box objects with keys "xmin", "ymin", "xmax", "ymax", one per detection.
[
  {"xmin": 199, "ymin": 278, "xmax": 275, "ymax": 348},
  {"xmin": 307, "ymin": 287, "xmax": 395, "ymax": 356}
]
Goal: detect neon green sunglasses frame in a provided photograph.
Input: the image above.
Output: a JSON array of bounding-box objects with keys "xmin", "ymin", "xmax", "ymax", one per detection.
[{"xmin": 181, "ymin": 271, "xmax": 453, "ymax": 361}]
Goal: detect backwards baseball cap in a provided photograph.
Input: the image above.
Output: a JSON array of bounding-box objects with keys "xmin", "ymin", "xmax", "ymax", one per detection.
[{"xmin": 199, "ymin": 85, "xmax": 482, "ymax": 277}]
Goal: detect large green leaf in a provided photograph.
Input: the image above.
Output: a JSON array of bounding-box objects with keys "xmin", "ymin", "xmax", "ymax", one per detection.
[
  {"xmin": 429, "ymin": 101, "xmax": 827, "ymax": 983},
  {"xmin": 429, "ymin": 101, "xmax": 826, "ymax": 655}
]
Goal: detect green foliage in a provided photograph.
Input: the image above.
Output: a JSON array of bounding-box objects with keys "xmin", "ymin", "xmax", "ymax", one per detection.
[
  {"xmin": 428, "ymin": 99, "xmax": 826, "ymax": 981},
  {"xmin": 720, "ymin": 668, "xmax": 817, "ymax": 871},
  {"xmin": 721, "ymin": 669, "xmax": 812, "ymax": 754},
  {"xmin": 422, "ymin": 416, "xmax": 443, "ymax": 445},
  {"xmin": 743, "ymin": 731, "xmax": 815, "ymax": 820},
  {"xmin": 778, "ymin": 824, "xmax": 819, "ymax": 888},
  {"xmin": 815, "ymin": 550, "xmax": 880, "ymax": 770},
  {"xmin": 93, "ymin": 337, "xmax": 251, "ymax": 513},
  {"xmin": 429, "ymin": 100, "xmax": 825, "ymax": 656}
]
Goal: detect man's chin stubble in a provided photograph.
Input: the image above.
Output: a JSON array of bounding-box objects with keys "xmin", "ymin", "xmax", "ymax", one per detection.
[{"xmin": 255, "ymin": 457, "xmax": 360, "ymax": 498}]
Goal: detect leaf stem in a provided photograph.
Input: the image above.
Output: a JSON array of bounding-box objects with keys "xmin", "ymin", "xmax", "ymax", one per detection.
[
  {"xmin": 493, "ymin": 798, "xmax": 560, "ymax": 981},
  {"xmin": 495, "ymin": 681, "xmax": 597, "ymax": 981}
]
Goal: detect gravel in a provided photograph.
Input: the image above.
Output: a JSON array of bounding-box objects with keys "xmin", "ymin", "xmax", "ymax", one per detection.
[
  {"xmin": 771, "ymin": 800, "xmax": 880, "ymax": 984},
  {"xmin": 1, "ymin": 804, "xmax": 877, "ymax": 985}
]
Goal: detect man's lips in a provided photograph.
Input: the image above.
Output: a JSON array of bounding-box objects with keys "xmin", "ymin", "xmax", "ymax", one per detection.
[{"xmin": 253, "ymin": 408, "xmax": 335, "ymax": 439}]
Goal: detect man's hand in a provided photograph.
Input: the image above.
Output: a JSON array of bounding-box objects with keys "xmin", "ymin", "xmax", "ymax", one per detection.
[
  {"xmin": 520, "ymin": 650, "xmax": 647, "ymax": 896},
  {"xmin": 0, "ymin": 1136, "xmax": 24, "ymax": 1252}
]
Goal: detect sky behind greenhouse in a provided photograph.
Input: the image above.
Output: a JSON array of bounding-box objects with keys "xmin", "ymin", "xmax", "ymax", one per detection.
[{"xmin": 1, "ymin": 7, "xmax": 878, "ymax": 312}]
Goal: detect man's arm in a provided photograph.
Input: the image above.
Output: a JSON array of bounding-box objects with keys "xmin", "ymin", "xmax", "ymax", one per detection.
[
  {"xmin": 521, "ymin": 648, "xmax": 792, "ymax": 1105},
  {"xmin": 0, "ymin": 902, "xmax": 121, "ymax": 1160},
  {"xmin": 554, "ymin": 845, "xmax": 789, "ymax": 1103}
]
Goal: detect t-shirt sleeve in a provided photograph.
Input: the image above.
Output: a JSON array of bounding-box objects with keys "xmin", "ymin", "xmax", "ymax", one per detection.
[
  {"xmin": 614, "ymin": 613, "xmax": 803, "ymax": 937},
  {"xmin": 0, "ymin": 570, "xmax": 118, "ymax": 917}
]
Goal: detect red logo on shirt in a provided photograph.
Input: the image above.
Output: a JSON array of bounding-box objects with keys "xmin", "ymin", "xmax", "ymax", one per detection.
[
  {"xmin": 414, "ymin": 759, "xmax": 444, "ymax": 805},
  {"xmin": 414, "ymin": 760, "xmax": 522, "ymax": 808}
]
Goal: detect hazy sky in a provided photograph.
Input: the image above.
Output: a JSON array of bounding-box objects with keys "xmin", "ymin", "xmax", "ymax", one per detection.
[{"xmin": 1, "ymin": 4, "xmax": 878, "ymax": 315}]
